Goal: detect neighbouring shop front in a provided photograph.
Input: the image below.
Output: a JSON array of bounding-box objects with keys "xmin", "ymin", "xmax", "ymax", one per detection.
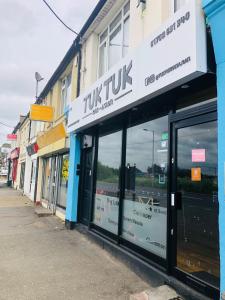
[
  {"xmin": 37, "ymin": 122, "xmax": 69, "ymax": 218},
  {"xmin": 10, "ymin": 147, "xmax": 20, "ymax": 187},
  {"xmin": 23, "ymin": 142, "xmax": 39, "ymax": 200},
  {"xmin": 41, "ymin": 153, "xmax": 69, "ymax": 214},
  {"xmin": 67, "ymin": 2, "xmax": 220, "ymax": 299}
]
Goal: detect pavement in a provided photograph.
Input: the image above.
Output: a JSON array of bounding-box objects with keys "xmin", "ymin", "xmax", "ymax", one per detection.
[{"xmin": 0, "ymin": 182, "xmax": 153, "ymax": 300}]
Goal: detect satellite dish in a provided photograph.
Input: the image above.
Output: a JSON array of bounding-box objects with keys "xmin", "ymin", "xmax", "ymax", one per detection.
[{"xmin": 35, "ymin": 72, "xmax": 44, "ymax": 82}]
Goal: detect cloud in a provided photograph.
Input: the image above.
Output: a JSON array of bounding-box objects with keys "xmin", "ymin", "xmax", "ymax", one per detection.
[{"xmin": 0, "ymin": 0, "xmax": 98, "ymax": 145}]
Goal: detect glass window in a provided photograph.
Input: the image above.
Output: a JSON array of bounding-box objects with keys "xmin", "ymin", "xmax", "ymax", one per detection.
[
  {"xmin": 99, "ymin": 42, "xmax": 107, "ymax": 78},
  {"xmin": 100, "ymin": 28, "xmax": 108, "ymax": 44},
  {"xmin": 109, "ymin": 25, "xmax": 122, "ymax": 69},
  {"xmin": 93, "ymin": 131, "xmax": 122, "ymax": 234},
  {"xmin": 174, "ymin": 0, "xmax": 189, "ymax": 12},
  {"xmin": 98, "ymin": 1, "xmax": 130, "ymax": 77},
  {"xmin": 122, "ymin": 116, "xmax": 168, "ymax": 258},
  {"xmin": 57, "ymin": 154, "xmax": 69, "ymax": 208},
  {"xmin": 176, "ymin": 121, "xmax": 219, "ymax": 287},
  {"xmin": 123, "ymin": 1, "xmax": 130, "ymax": 15},
  {"xmin": 61, "ymin": 73, "xmax": 72, "ymax": 114},
  {"xmin": 122, "ymin": 16, "xmax": 130, "ymax": 57},
  {"xmin": 110, "ymin": 12, "xmax": 122, "ymax": 32},
  {"xmin": 41, "ymin": 158, "xmax": 51, "ymax": 201}
]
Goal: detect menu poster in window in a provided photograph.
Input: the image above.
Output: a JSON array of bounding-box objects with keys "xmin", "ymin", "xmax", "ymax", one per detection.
[{"xmin": 191, "ymin": 167, "xmax": 201, "ymax": 182}]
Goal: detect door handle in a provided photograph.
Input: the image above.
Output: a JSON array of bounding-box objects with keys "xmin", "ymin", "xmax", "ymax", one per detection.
[{"xmin": 171, "ymin": 192, "xmax": 182, "ymax": 210}]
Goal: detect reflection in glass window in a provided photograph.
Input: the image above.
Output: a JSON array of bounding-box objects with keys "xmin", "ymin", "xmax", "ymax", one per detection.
[
  {"xmin": 99, "ymin": 42, "xmax": 107, "ymax": 78},
  {"xmin": 93, "ymin": 131, "xmax": 122, "ymax": 234},
  {"xmin": 41, "ymin": 158, "xmax": 51, "ymax": 201},
  {"xmin": 123, "ymin": 16, "xmax": 130, "ymax": 57},
  {"xmin": 109, "ymin": 25, "xmax": 122, "ymax": 68},
  {"xmin": 122, "ymin": 116, "xmax": 168, "ymax": 258},
  {"xmin": 61, "ymin": 73, "xmax": 72, "ymax": 114},
  {"xmin": 98, "ymin": 1, "xmax": 130, "ymax": 77},
  {"xmin": 176, "ymin": 121, "xmax": 219, "ymax": 287},
  {"xmin": 57, "ymin": 154, "xmax": 69, "ymax": 208}
]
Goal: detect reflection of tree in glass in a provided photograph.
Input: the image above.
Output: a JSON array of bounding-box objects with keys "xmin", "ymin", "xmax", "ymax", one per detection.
[
  {"xmin": 177, "ymin": 168, "xmax": 218, "ymax": 194},
  {"xmin": 97, "ymin": 161, "xmax": 119, "ymax": 183}
]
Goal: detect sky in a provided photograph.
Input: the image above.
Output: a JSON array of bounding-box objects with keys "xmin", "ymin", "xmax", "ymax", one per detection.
[{"xmin": 0, "ymin": 0, "xmax": 98, "ymax": 146}]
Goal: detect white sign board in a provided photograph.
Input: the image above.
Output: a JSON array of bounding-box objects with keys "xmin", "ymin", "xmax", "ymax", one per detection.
[{"xmin": 68, "ymin": 1, "xmax": 207, "ymax": 133}]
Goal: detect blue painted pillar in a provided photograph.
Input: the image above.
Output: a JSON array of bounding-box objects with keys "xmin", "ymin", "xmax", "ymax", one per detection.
[
  {"xmin": 65, "ymin": 133, "xmax": 81, "ymax": 229},
  {"xmin": 202, "ymin": 0, "xmax": 225, "ymax": 296}
]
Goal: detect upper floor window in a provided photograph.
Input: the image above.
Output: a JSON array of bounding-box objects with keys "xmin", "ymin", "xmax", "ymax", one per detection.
[
  {"xmin": 98, "ymin": 1, "xmax": 130, "ymax": 78},
  {"xmin": 174, "ymin": 0, "xmax": 189, "ymax": 12},
  {"xmin": 61, "ymin": 73, "xmax": 72, "ymax": 114}
]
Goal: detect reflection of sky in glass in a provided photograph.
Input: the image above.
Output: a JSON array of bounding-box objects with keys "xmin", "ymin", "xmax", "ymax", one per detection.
[
  {"xmin": 126, "ymin": 116, "xmax": 168, "ymax": 172},
  {"xmin": 178, "ymin": 121, "xmax": 217, "ymax": 176},
  {"xmin": 98, "ymin": 131, "xmax": 122, "ymax": 168}
]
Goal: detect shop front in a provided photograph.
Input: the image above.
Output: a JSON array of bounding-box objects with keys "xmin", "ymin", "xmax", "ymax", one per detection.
[
  {"xmin": 41, "ymin": 153, "xmax": 69, "ymax": 213},
  {"xmin": 37, "ymin": 122, "xmax": 69, "ymax": 219},
  {"xmin": 10, "ymin": 147, "xmax": 20, "ymax": 187},
  {"xmin": 24, "ymin": 142, "xmax": 39, "ymax": 201},
  {"xmin": 67, "ymin": 2, "xmax": 219, "ymax": 299}
]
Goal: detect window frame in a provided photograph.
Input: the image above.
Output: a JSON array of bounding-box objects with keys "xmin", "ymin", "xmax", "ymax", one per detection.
[
  {"xmin": 97, "ymin": 1, "xmax": 130, "ymax": 78},
  {"xmin": 173, "ymin": 0, "xmax": 189, "ymax": 13},
  {"xmin": 60, "ymin": 72, "xmax": 72, "ymax": 115}
]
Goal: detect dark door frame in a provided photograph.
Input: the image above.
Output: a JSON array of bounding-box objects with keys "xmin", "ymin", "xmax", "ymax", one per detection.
[
  {"xmin": 168, "ymin": 101, "xmax": 219, "ymax": 299},
  {"xmin": 78, "ymin": 144, "xmax": 94, "ymax": 226}
]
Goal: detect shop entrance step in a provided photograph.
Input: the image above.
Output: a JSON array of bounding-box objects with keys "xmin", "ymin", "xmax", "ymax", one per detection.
[
  {"xmin": 130, "ymin": 285, "xmax": 181, "ymax": 300},
  {"xmin": 35, "ymin": 207, "xmax": 53, "ymax": 217}
]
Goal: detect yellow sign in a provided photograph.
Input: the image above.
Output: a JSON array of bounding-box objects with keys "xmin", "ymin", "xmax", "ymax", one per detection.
[
  {"xmin": 191, "ymin": 168, "xmax": 201, "ymax": 182},
  {"xmin": 30, "ymin": 104, "xmax": 53, "ymax": 122},
  {"xmin": 37, "ymin": 122, "xmax": 67, "ymax": 149},
  {"xmin": 62, "ymin": 158, "xmax": 69, "ymax": 181}
]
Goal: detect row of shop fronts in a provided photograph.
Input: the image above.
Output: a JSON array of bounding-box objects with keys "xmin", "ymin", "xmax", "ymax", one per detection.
[
  {"xmin": 8, "ymin": 0, "xmax": 225, "ymax": 298},
  {"xmin": 8, "ymin": 119, "xmax": 70, "ymax": 220}
]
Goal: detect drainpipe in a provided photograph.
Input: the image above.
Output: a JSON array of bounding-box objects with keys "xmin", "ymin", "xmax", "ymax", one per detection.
[{"xmin": 76, "ymin": 39, "xmax": 82, "ymax": 98}]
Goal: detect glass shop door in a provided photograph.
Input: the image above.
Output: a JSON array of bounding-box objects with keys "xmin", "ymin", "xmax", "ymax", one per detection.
[{"xmin": 171, "ymin": 113, "xmax": 220, "ymax": 299}]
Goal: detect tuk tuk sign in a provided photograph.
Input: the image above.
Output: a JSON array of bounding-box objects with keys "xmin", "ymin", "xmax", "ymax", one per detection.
[
  {"xmin": 68, "ymin": 1, "xmax": 207, "ymax": 133},
  {"xmin": 30, "ymin": 104, "xmax": 53, "ymax": 122}
]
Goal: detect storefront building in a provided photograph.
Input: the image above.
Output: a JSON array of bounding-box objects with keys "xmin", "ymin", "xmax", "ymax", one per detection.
[
  {"xmin": 35, "ymin": 47, "xmax": 80, "ymax": 220},
  {"xmin": 10, "ymin": 147, "xmax": 20, "ymax": 187},
  {"xmin": 16, "ymin": 116, "xmax": 30, "ymax": 192},
  {"xmin": 66, "ymin": 0, "xmax": 221, "ymax": 299},
  {"xmin": 37, "ymin": 123, "xmax": 69, "ymax": 219}
]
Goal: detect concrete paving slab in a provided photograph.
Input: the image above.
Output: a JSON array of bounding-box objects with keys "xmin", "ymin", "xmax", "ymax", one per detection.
[
  {"xmin": 35, "ymin": 206, "xmax": 53, "ymax": 217},
  {"xmin": 0, "ymin": 184, "xmax": 150, "ymax": 300}
]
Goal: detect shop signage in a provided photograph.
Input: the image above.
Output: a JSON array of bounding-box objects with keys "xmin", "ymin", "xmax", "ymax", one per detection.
[
  {"xmin": 68, "ymin": 1, "xmax": 207, "ymax": 133},
  {"xmin": 7, "ymin": 134, "xmax": 17, "ymax": 141},
  {"xmin": 26, "ymin": 143, "xmax": 39, "ymax": 156},
  {"xmin": 37, "ymin": 122, "xmax": 67, "ymax": 149},
  {"xmin": 30, "ymin": 104, "xmax": 53, "ymax": 122}
]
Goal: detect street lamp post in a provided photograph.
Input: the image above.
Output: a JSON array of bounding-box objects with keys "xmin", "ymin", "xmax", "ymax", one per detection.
[{"xmin": 143, "ymin": 128, "xmax": 155, "ymax": 186}]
